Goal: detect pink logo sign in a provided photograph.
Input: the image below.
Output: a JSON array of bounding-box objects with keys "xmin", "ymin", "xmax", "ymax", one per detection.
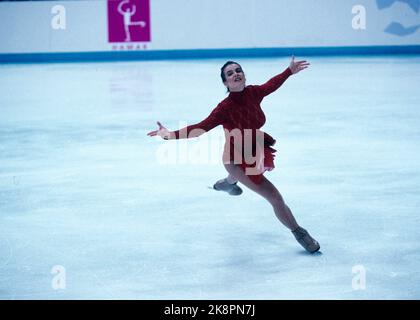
[{"xmin": 108, "ymin": 0, "xmax": 151, "ymax": 42}]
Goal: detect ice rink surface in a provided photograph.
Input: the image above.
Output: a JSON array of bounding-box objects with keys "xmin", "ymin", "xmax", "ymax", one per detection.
[{"xmin": 1, "ymin": 55, "xmax": 420, "ymax": 299}]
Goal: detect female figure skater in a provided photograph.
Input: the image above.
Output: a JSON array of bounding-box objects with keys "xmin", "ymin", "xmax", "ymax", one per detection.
[{"xmin": 147, "ymin": 56, "xmax": 320, "ymax": 253}]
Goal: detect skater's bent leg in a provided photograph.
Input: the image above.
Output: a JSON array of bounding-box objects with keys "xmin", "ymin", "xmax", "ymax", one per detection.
[{"xmin": 223, "ymin": 163, "xmax": 299, "ymax": 230}]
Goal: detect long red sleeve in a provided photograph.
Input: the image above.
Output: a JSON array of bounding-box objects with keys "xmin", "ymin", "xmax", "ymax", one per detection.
[
  {"xmin": 254, "ymin": 67, "xmax": 292, "ymax": 99},
  {"xmin": 172, "ymin": 105, "xmax": 225, "ymax": 139}
]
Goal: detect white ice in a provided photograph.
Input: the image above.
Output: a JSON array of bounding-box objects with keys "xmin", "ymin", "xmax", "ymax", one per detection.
[{"xmin": 1, "ymin": 56, "xmax": 420, "ymax": 299}]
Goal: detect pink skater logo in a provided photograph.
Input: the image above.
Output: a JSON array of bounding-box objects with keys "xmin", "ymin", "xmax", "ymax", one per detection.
[{"xmin": 108, "ymin": 0, "xmax": 151, "ymax": 42}]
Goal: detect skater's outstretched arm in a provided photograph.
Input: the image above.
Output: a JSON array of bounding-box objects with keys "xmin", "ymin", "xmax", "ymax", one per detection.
[
  {"xmin": 147, "ymin": 104, "xmax": 225, "ymax": 140},
  {"xmin": 255, "ymin": 56, "xmax": 310, "ymax": 98}
]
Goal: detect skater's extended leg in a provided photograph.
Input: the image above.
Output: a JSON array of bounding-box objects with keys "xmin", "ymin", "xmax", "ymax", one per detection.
[
  {"xmin": 223, "ymin": 163, "xmax": 320, "ymax": 253},
  {"xmin": 224, "ymin": 163, "xmax": 298, "ymax": 230}
]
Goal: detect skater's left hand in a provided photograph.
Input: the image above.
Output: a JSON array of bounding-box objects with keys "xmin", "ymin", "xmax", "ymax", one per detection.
[
  {"xmin": 289, "ymin": 55, "xmax": 310, "ymax": 74},
  {"xmin": 147, "ymin": 121, "xmax": 172, "ymax": 140}
]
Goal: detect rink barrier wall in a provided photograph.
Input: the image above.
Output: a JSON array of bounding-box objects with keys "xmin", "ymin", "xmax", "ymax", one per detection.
[
  {"xmin": 1, "ymin": 45, "xmax": 420, "ymax": 63},
  {"xmin": 2, "ymin": 0, "xmax": 420, "ymax": 63}
]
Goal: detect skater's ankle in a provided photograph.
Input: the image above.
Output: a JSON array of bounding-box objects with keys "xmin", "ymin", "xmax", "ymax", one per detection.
[{"xmin": 291, "ymin": 225, "xmax": 302, "ymax": 232}]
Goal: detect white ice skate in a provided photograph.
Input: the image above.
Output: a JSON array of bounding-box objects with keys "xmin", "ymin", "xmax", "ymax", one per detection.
[
  {"xmin": 292, "ymin": 227, "xmax": 320, "ymax": 253},
  {"xmin": 213, "ymin": 178, "xmax": 243, "ymax": 196}
]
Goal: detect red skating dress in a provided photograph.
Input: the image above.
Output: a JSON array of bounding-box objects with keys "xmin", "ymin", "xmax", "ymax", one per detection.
[{"xmin": 172, "ymin": 67, "xmax": 292, "ymax": 184}]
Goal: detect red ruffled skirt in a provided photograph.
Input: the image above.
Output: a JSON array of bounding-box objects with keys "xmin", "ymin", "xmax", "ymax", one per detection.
[
  {"xmin": 239, "ymin": 144, "xmax": 276, "ymax": 184},
  {"xmin": 224, "ymin": 129, "xmax": 277, "ymax": 185}
]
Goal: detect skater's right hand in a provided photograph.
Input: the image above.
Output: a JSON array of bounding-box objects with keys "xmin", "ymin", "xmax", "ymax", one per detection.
[
  {"xmin": 147, "ymin": 121, "xmax": 172, "ymax": 140},
  {"xmin": 289, "ymin": 55, "xmax": 310, "ymax": 74}
]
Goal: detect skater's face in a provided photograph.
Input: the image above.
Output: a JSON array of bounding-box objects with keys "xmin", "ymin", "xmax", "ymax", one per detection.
[{"xmin": 223, "ymin": 64, "xmax": 246, "ymax": 92}]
